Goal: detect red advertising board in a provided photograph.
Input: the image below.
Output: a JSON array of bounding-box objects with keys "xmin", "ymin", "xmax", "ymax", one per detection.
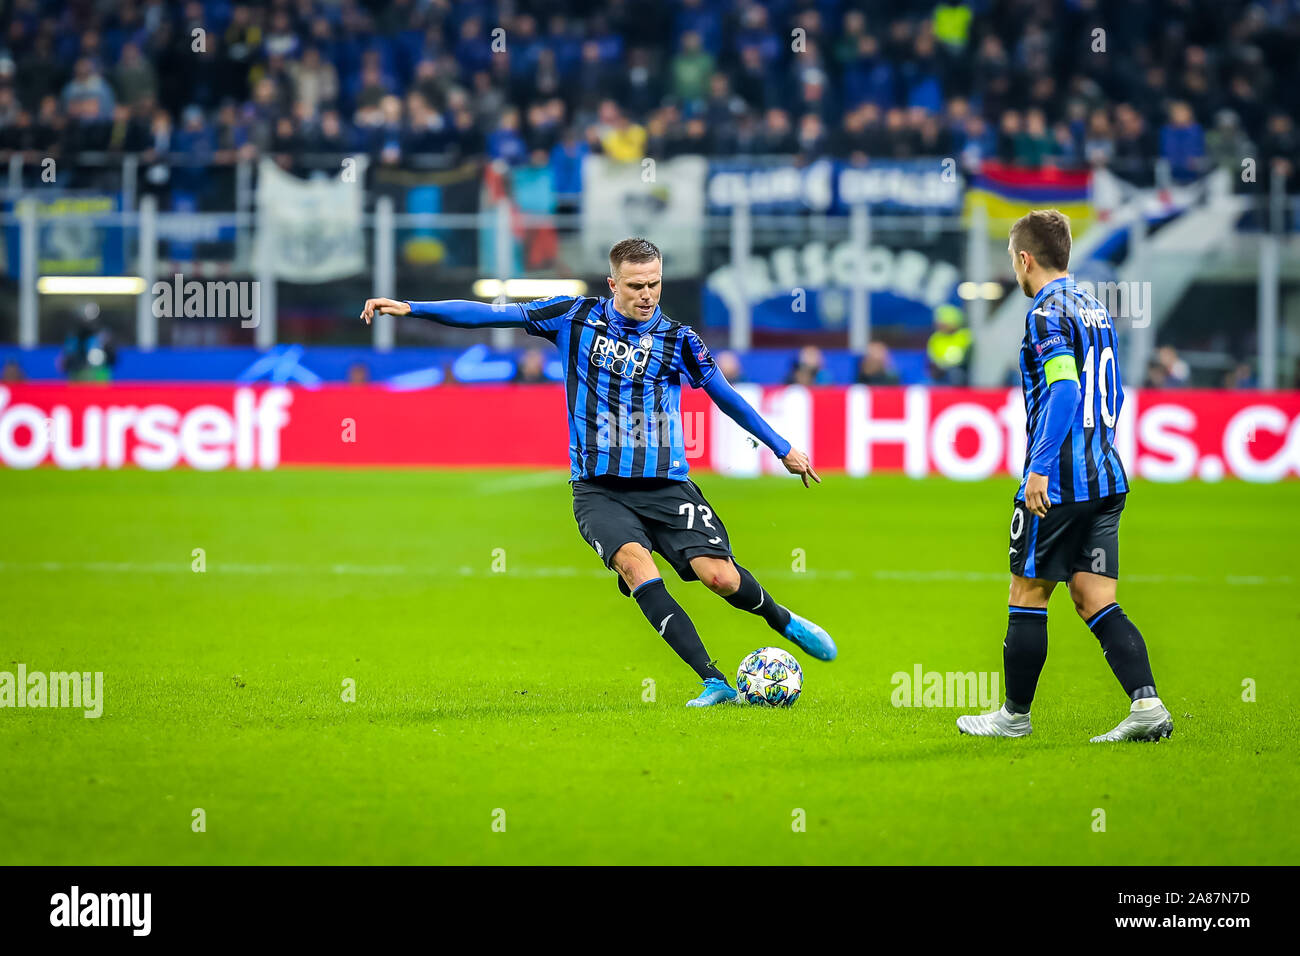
[{"xmin": 2, "ymin": 383, "xmax": 1298, "ymax": 481}]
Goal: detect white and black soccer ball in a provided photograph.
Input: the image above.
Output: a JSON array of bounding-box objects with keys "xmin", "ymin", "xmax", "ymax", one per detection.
[{"xmin": 736, "ymin": 647, "xmax": 802, "ymax": 707}]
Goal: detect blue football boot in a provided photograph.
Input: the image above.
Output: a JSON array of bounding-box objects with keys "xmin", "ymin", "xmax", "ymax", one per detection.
[
  {"xmin": 686, "ymin": 678, "xmax": 738, "ymax": 707},
  {"xmin": 783, "ymin": 611, "xmax": 837, "ymax": 661}
]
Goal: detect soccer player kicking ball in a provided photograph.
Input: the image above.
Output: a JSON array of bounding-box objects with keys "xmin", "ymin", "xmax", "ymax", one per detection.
[
  {"xmin": 360, "ymin": 237, "xmax": 836, "ymax": 707},
  {"xmin": 957, "ymin": 210, "xmax": 1173, "ymax": 743}
]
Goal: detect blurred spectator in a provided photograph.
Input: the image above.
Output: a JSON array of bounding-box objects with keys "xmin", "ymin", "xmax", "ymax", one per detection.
[
  {"xmin": 488, "ymin": 108, "xmax": 528, "ymax": 166},
  {"xmin": 933, "ymin": 3, "xmax": 973, "ymax": 52},
  {"xmin": 996, "ymin": 110, "xmax": 1022, "ymax": 163},
  {"xmin": 1223, "ymin": 362, "xmax": 1256, "ymax": 389},
  {"xmin": 62, "ymin": 58, "xmax": 115, "ymax": 122},
  {"xmin": 2, "ymin": 358, "xmax": 25, "ymax": 383},
  {"xmin": 704, "ymin": 73, "xmax": 747, "ymax": 144},
  {"xmin": 173, "ymin": 104, "xmax": 215, "ymax": 192},
  {"xmin": 959, "ymin": 113, "xmax": 994, "ymax": 169},
  {"xmin": 1113, "ymin": 104, "xmax": 1156, "ymax": 178},
  {"xmin": 796, "ymin": 113, "xmax": 829, "ymax": 159},
  {"xmin": 735, "ymin": 44, "xmax": 779, "ymax": 113},
  {"xmin": 1145, "ymin": 346, "xmax": 1190, "ymax": 387},
  {"xmin": 785, "ymin": 346, "xmax": 832, "ymax": 386},
  {"xmin": 592, "ymin": 100, "xmax": 646, "ymax": 162},
  {"xmin": 57, "ymin": 306, "xmax": 116, "ymax": 383},
  {"xmin": 1082, "ymin": 109, "xmax": 1115, "ymax": 167},
  {"xmin": 1144, "ymin": 360, "xmax": 1169, "ymax": 389},
  {"xmin": 1205, "ymin": 110, "xmax": 1252, "ymax": 175},
  {"xmin": 290, "ymin": 47, "xmax": 339, "ymax": 117},
  {"xmin": 1156, "ymin": 346, "xmax": 1190, "ymax": 386},
  {"xmin": 514, "ymin": 348, "xmax": 549, "ymax": 383},
  {"xmin": 670, "ymin": 32, "xmax": 713, "ymax": 105},
  {"xmin": 0, "ymin": 85, "xmax": 18, "ymax": 130},
  {"xmin": 1160, "ymin": 101, "xmax": 1207, "ymax": 179},
  {"xmin": 927, "ymin": 304, "xmax": 972, "ymax": 385},
  {"xmin": 856, "ymin": 342, "xmax": 901, "ymax": 385},
  {"xmin": 758, "ymin": 108, "xmax": 796, "ymax": 153},
  {"xmin": 715, "ymin": 349, "xmax": 743, "ymax": 383},
  {"xmin": 113, "ymin": 44, "xmax": 157, "ymax": 109},
  {"xmin": 1015, "ymin": 109, "xmax": 1055, "ymax": 166},
  {"xmin": 551, "ymin": 124, "xmax": 589, "ymax": 212},
  {"xmin": 1261, "ymin": 112, "xmax": 1298, "ymax": 189},
  {"xmin": 347, "ymin": 362, "xmax": 370, "ymax": 386},
  {"xmin": 106, "ymin": 103, "xmax": 150, "ymax": 153}
]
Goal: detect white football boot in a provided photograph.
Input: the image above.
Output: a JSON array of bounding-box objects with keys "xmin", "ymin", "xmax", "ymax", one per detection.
[
  {"xmin": 956, "ymin": 704, "xmax": 1032, "ymax": 738},
  {"xmin": 1089, "ymin": 697, "xmax": 1174, "ymax": 743}
]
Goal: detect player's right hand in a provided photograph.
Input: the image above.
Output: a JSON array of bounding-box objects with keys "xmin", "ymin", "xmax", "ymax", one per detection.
[
  {"xmin": 781, "ymin": 448, "xmax": 821, "ymax": 488},
  {"xmin": 360, "ymin": 298, "xmax": 411, "ymax": 324},
  {"xmin": 1025, "ymin": 472, "xmax": 1051, "ymax": 517}
]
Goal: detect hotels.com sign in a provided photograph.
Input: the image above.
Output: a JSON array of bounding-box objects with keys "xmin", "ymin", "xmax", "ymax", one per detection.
[{"xmin": 1, "ymin": 384, "xmax": 1298, "ymax": 481}]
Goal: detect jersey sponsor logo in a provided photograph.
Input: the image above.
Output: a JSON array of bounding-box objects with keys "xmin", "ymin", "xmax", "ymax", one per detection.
[{"xmin": 590, "ymin": 334, "xmax": 651, "ymax": 377}]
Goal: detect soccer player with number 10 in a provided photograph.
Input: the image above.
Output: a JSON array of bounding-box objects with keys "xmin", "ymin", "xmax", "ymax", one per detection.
[{"xmin": 958, "ymin": 209, "xmax": 1174, "ymax": 743}]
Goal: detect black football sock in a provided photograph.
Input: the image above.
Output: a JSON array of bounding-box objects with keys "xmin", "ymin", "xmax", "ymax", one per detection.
[
  {"xmin": 633, "ymin": 578, "xmax": 727, "ymax": 682},
  {"xmin": 1003, "ymin": 606, "xmax": 1049, "ymax": 714},
  {"xmin": 725, "ymin": 563, "xmax": 792, "ymax": 633},
  {"xmin": 1087, "ymin": 604, "xmax": 1157, "ymax": 699}
]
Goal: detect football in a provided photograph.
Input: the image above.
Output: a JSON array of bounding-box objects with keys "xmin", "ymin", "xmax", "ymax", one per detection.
[{"xmin": 736, "ymin": 647, "xmax": 803, "ymax": 707}]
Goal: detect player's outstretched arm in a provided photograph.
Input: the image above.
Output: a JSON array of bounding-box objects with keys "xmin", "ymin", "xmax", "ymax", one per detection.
[
  {"xmin": 360, "ymin": 298, "xmax": 527, "ymax": 329},
  {"xmin": 702, "ymin": 372, "xmax": 820, "ymax": 488}
]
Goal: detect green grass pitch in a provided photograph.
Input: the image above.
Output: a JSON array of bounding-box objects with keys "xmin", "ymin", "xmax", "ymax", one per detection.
[{"xmin": 1, "ymin": 468, "xmax": 1296, "ymax": 865}]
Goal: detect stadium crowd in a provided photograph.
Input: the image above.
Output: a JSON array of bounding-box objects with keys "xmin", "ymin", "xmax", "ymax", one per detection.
[{"xmin": 1, "ymin": 0, "xmax": 1297, "ymax": 192}]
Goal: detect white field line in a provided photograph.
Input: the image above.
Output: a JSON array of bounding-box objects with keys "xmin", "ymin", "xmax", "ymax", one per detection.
[
  {"xmin": 0, "ymin": 561, "xmax": 1290, "ymax": 588},
  {"xmin": 470, "ymin": 471, "xmax": 569, "ymax": 495}
]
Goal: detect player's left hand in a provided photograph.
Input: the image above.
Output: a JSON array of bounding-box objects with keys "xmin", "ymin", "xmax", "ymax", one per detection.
[
  {"xmin": 781, "ymin": 448, "xmax": 821, "ymax": 488},
  {"xmin": 1025, "ymin": 472, "xmax": 1051, "ymax": 517},
  {"xmin": 360, "ymin": 297, "xmax": 411, "ymax": 324}
]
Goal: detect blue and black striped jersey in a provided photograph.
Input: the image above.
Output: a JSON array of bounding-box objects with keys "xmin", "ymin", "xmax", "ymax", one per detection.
[
  {"xmin": 1019, "ymin": 276, "xmax": 1130, "ymax": 504},
  {"xmin": 521, "ymin": 295, "xmax": 717, "ymax": 482}
]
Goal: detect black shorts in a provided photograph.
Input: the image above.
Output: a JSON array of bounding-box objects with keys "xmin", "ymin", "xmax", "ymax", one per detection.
[
  {"xmin": 1008, "ymin": 493, "xmax": 1125, "ymax": 583},
  {"xmin": 572, "ymin": 475, "xmax": 733, "ymax": 596}
]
